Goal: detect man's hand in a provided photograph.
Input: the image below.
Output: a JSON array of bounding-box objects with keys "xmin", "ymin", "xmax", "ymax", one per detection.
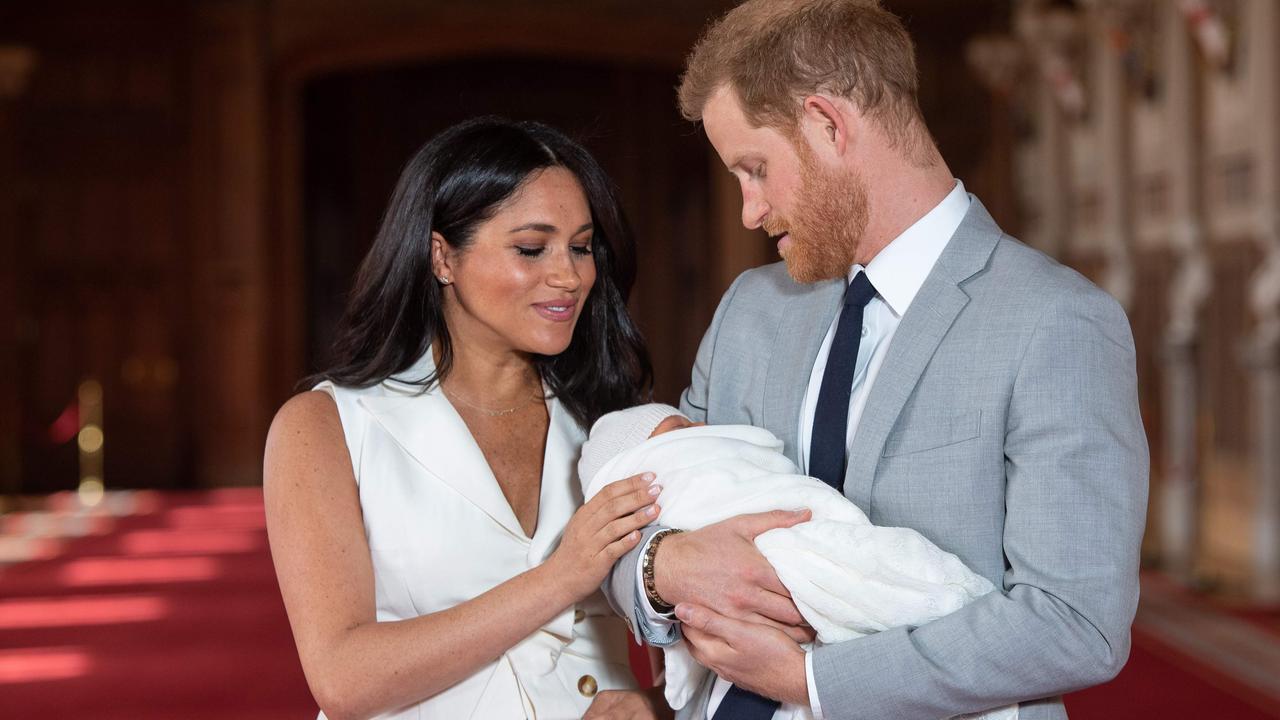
[
  {"xmin": 583, "ymin": 688, "xmax": 672, "ymax": 720},
  {"xmin": 654, "ymin": 510, "xmax": 815, "ymax": 642},
  {"xmin": 677, "ymin": 602, "xmax": 810, "ymax": 706}
]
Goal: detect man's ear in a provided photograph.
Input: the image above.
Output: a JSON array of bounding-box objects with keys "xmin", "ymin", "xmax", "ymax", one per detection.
[
  {"xmin": 430, "ymin": 231, "xmax": 453, "ymax": 284},
  {"xmin": 798, "ymin": 94, "xmax": 853, "ymax": 161}
]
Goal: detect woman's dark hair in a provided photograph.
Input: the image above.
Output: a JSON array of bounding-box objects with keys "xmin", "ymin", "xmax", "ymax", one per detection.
[{"xmin": 307, "ymin": 117, "xmax": 653, "ymax": 428}]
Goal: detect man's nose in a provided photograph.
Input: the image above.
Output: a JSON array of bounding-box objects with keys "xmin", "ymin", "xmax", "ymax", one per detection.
[{"xmin": 741, "ymin": 191, "xmax": 768, "ymax": 230}]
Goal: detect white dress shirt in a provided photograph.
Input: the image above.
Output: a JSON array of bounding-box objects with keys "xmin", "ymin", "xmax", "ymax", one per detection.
[{"xmin": 645, "ymin": 180, "xmax": 970, "ymax": 720}]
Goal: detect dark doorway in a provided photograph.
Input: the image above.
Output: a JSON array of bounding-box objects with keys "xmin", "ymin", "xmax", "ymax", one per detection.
[{"xmin": 302, "ymin": 56, "xmax": 715, "ymax": 402}]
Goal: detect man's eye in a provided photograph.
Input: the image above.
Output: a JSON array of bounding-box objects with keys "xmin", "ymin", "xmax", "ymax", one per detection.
[
  {"xmin": 751, "ymin": 164, "xmax": 766, "ymax": 179},
  {"xmin": 515, "ymin": 246, "xmax": 544, "ymax": 257}
]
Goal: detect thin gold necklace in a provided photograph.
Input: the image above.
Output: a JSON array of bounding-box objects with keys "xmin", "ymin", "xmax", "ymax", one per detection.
[{"xmin": 442, "ymin": 382, "xmax": 542, "ymax": 417}]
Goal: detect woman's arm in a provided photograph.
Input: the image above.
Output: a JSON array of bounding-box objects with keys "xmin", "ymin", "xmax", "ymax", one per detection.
[{"xmin": 264, "ymin": 391, "xmax": 655, "ymax": 720}]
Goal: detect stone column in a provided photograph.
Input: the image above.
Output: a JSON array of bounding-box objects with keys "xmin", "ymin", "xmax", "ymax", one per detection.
[
  {"xmin": 1037, "ymin": 80, "xmax": 1072, "ymax": 262},
  {"xmin": 1159, "ymin": 0, "xmax": 1212, "ymax": 582},
  {"xmin": 1251, "ymin": 228, "xmax": 1280, "ymax": 602},
  {"xmin": 1244, "ymin": 0, "xmax": 1280, "ymax": 603},
  {"xmin": 189, "ymin": 2, "xmax": 271, "ymax": 487},
  {"xmin": 0, "ymin": 46, "xmax": 36, "ymax": 503},
  {"xmin": 1013, "ymin": 0, "xmax": 1075, "ymax": 260},
  {"xmin": 1089, "ymin": 2, "xmax": 1137, "ymax": 311},
  {"xmin": 965, "ymin": 32, "xmax": 1024, "ymax": 235}
]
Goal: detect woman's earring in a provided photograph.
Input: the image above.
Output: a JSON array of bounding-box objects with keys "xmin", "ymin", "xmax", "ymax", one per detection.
[{"xmin": 438, "ymin": 275, "xmax": 451, "ymax": 285}]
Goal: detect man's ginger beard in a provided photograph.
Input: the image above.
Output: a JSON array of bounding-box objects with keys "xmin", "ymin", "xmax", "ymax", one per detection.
[{"xmin": 764, "ymin": 141, "xmax": 870, "ymax": 284}]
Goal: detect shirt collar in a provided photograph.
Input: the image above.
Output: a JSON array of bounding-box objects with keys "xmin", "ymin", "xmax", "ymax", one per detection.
[{"xmin": 850, "ymin": 179, "xmax": 970, "ymax": 318}]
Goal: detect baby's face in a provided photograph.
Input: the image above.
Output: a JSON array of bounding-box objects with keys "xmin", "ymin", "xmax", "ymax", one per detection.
[{"xmin": 650, "ymin": 415, "xmax": 704, "ymax": 438}]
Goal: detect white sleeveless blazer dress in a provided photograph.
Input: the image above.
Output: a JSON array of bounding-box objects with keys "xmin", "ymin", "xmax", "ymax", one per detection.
[{"xmin": 314, "ymin": 355, "xmax": 636, "ymax": 719}]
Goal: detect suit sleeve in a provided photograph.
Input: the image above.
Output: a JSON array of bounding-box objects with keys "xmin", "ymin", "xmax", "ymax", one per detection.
[
  {"xmin": 601, "ymin": 272, "xmax": 747, "ymax": 633},
  {"xmin": 810, "ymin": 286, "xmax": 1149, "ymax": 718},
  {"xmin": 678, "ymin": 272, "xmax": 746, "ymax": 423}
]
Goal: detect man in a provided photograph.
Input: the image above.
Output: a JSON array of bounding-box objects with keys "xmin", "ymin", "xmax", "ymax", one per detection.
[{"xmin": 604, "ymin": 1, "xmax": 1149, "ymax": 719}]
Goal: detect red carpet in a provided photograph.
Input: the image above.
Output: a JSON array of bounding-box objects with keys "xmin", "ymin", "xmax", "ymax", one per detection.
[
  {"xmin": 0, "ymin": 489, "xmax": 317, "ymax": 720},
  {"xmin": 1066, "ymin": 628, "xmax": 1279, "ymax": 719},
  {"xmin": 2, "ymin": 490, "xmax": 1277, "ymax": 719}
]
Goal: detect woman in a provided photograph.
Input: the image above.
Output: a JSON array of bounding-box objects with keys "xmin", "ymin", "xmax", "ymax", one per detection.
[{"xmin": 264, "ymin": 118, "xmax": 668, "ymax": 720}]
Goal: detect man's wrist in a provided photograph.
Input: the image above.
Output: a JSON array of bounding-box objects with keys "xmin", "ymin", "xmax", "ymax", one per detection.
[
  {"xmin": 776, "ymin": 646, "xmax": 812, "ymax": 707},
  {"xmin": 651, "ymin": 529, "xmax": 686, "ymax": 607},
  {"xmin": 642, "ymin": 528, "xmax": 683, "ymax": 613},
  {"xmin": 804, "ymin": 650, "xmax": 824, "ymax": 719}
]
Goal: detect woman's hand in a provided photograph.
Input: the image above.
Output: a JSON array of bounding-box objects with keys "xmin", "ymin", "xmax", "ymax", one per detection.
[
  {"xmin": 583, "ymin": 688, "xmax": 673, "ymax": 720},
  {"xmin": 548, "ymin": 473, "xmax": 659, "ymax": 599}
]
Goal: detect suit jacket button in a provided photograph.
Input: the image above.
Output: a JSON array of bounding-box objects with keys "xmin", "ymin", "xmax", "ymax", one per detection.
[{"xmin": 578, "ymin": 674, "xmax": 598, "ymax": 697}]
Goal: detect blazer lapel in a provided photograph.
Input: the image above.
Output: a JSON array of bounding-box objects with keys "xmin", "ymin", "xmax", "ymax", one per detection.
[
  {"xmin": 763, "ymin": 277, "xmax": 846, "ymax": 465},
  {"xmin": 359, "ymin": 359, "xmax": 529, "ymax": 542},
  {"xmin": 528, "ymin": 397, "xmax": 586, "ymax": 563},
  {"xmin": 843, "ymin": 198, "xmax": 1004, "ymax": 512}
]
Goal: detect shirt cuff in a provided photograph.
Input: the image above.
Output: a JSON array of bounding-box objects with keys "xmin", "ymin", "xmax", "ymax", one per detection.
[
  {"xmin": 806, "ymin": 650, "xmax": 825, "ymax": 720},
  {"xmin": 632, "ymin": 532, "xmax": 681, "ymax": 647}
]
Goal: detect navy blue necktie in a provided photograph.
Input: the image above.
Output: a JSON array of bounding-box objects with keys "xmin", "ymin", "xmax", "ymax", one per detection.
[
  {"xmin": 808, "ymin": 271, "xmax": 877, "ymax": 492},
  {"xmin": 711, "ymin": 273, "xmax": 877, "ymax": 720},
  {"xmin": 712, "ymin": 684, "xmax": 781, "ymax": 720}
]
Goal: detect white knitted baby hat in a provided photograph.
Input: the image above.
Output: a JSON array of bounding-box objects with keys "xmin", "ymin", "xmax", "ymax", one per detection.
[{"xmin": 578, "ymin": 403, "xmax": 685, "ymax": 488}]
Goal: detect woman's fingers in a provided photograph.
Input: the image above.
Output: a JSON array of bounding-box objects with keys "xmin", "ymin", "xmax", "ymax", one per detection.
[
  {"xmin": 598, "ymin": 504, "xmax": 659, "ymax": 545},
  {"xmin": 601, "ymin": 473, "xmax": 656, "ymax": 500},
  {"xmin": 603, "ymin": 529, "xmax": 644, "ymax": 560},
  {"xmin": 563, "ymin": 473, "xmax": 661, "ymax": 585},
  {"xmin": 586, "ymin": 473, "xmax": 657, "ymax": 522},
  {"xmin": 598, "ymin": 478, "xmax": 659, "ymax": 519},
  {"xmin": 604, "ymin": 488, "xmax": 658, "ymax": 522},
  {"xmin": 555, "ymin": 475, "xmax": 662, "ymax": 597}
]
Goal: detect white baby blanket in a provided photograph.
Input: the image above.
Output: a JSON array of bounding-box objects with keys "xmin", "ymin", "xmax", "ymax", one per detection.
[{"xmin": 582, "ymin": 424, "xmax": 1017, "ymax": 720}]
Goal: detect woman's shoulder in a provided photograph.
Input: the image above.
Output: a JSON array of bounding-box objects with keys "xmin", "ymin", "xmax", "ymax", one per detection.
[
  {"xmin": 263, "ymin": 390, "xmax": 358, "ymax": 496},
  {"xmin": 269, "ymin": 380, "xmax": 398, "ymax": 446},
  {"xmin": 302, "ymin": 377, "xmax": 410, "ymax": 416},
  {"xmin": 268, "ymin": 390, "xmax": 344, "ymax": 449}
]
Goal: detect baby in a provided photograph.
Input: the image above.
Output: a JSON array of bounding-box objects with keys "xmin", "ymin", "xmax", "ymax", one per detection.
[{"xmin": 579, "ymin": 404, "xmax": 1017, "ymax": 720}]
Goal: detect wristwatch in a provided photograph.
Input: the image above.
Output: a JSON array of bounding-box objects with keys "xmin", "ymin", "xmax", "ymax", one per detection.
[{"xmin": 641, "ymin": 528, "xmax": 684, "ymax": 614}]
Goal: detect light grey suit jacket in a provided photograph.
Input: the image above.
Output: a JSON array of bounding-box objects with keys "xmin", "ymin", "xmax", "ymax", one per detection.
[{"xmin": 606, "ymin": 198, "xmax": 1148, "ymax": 719}]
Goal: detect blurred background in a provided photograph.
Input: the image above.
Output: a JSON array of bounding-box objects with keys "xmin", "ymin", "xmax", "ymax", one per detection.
[{"xmin": 0, "ymin": 0, "xmax": 1277, "ymax": 718}]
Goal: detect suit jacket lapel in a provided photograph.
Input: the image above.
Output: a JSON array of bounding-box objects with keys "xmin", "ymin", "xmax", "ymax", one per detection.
[
  {"xmin": 843, "ymin": 198, "xmax": 1003, "ymax": 512},
  {"xmin": 763, "ymin": 277, "xmax": 845, "ymax": 466}
]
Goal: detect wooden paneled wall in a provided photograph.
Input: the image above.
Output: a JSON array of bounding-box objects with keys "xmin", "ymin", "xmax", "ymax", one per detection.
[
  {"xmin": 0, "ymin": 0, "xmax": 1012, "ymax": 493},
  {"xmin": 2, "ymin": 2, "xmax": 194, "ymax": 493}
]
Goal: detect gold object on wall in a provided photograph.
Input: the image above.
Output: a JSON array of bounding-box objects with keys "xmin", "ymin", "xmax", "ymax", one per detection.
[{"xmin": 77, "ymin": 380, "xmax": 104, "ymax": 508}]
